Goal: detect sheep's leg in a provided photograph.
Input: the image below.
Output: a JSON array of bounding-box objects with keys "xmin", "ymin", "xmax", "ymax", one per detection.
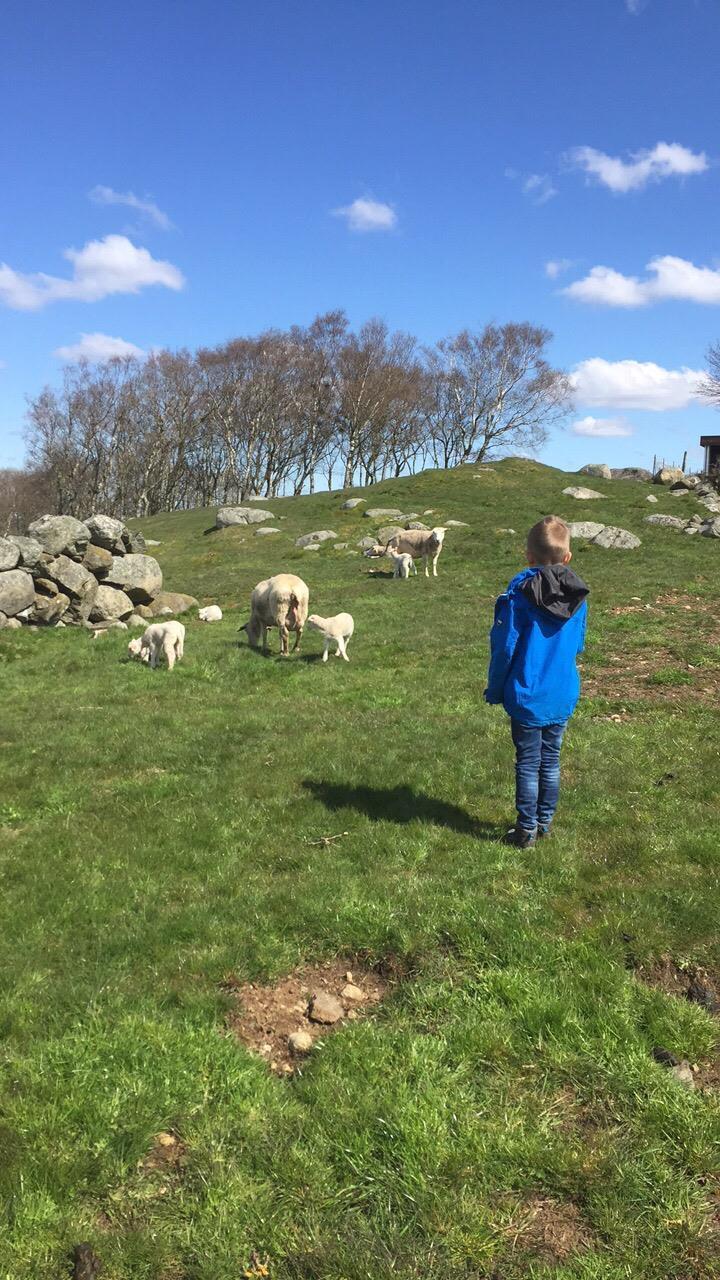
[
  {"xmin": 338, "ymin": 638, "xmax": 350, "ymax": 662},
  {"xmin": 261, "ymin": 623, "xmax": 269, "ymax": 653},
  {"xmin": 424, "ymin": 555, "xmax": 430, "ymax": 578},
  {"xmin": 292, "ymin": 626, "xmax": 302, "ymax": 653},
  {"xmin": 432, "ymin": 552, "xmax": 440, "ymax": 577},
  {"xmin": 149, "ymin": 643, "xmax": 159, "ymax": 669},
  {"xmin": 279, "ymin": 623, "xmax": 289, "ymax": 656},
  {"xmin": 322, "ymin": 639, "xmax": 330, "ymax": 662},
  {"xmin": 176, "ymin": 637, "xmax": 184, "ymax": 661},
  {"xmin": 163, "ymin": 637, "xmax": 176, "ymax": 671},
  {"xmin": 411, "ymin": 560, "xmax": 417, "ymax": 576}
]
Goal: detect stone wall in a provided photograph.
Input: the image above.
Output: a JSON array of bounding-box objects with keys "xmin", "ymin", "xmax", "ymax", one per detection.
[{"xmin": 0, "ymin": 514, "xmax": 192, "ymax": 630}]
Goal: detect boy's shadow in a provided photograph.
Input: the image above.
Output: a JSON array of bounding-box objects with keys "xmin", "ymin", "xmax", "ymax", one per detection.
[{"xmin": 302, "ymin": 779, "xmax": 497, "ymax": 838}]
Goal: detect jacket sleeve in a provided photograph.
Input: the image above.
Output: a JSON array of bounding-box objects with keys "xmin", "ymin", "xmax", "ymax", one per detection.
[
  {"xmin": 576, "ymin": 601, "xmax": 588, "ymax": 654},
  {"xmin": 484, "ymin": 593, "xmax": 520, "ymax": 704}
]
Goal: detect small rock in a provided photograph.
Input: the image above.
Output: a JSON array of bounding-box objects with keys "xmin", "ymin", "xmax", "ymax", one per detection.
[
  {"xmin": 423, "ymin": 509, "xmax": 435, "ymax": 514},
  {"xmin": 357, "ymin": 536, "xmax": 378, "ymax": 551},
  {"xmin": 334, "ymin": 542, "xmax": 348, "ymax": 550},
  {"xmin": 0, "ymin": 538, "xmax": 20, "ymax": 571},
  {"xmin": 83, "ymin": 543, "xmax": 113, "ymax": 576},
  {"xmin": 0, "ymin": 568, "xmax": 36, "ymax": 618},
  {"xmin": 562, "ymin": 486, "xmax": 604, "ymax": 500},
  {"xmin": 611, "ymin": 467, "xmax": 652, "ymax": 481},
  {"xmin": 28, "ymin": 514, "xmax": 90, "ymax": 559},
  {"xmin": 308, "ymin": 992, "xmax": 344, "ymax": 1024},
  {"xmin": 149, "ymin": 591, "xmax": 198, "ymax": 616},
  {"xmin": 445, "ymin": 519, "xmax": 469, "ymax": 527},
  {"xmin": 145, "ymin": 538, "xmax": 161, "ymax": 546},
  {"xmin": 85, "ymin": 513, "xmax": 129, "ymax": 554},
  {"xmin": 288, "ymin": 1030, "xmax": 313, "ymax": 1055},
  {"xmin": 216, "ymin": 506, "xmax": 275, "ymax": 527},
  {"xmin": 591, "ymin": 526, "xmax": 641, "ymax": 550},
  {"xmin": 127, "ymin": 613, "xmax": 147, "ymax": 627},
  {"xmin": 377, "ymin": 525, "xmax": 404, "ymax": 544},
  {"xmin": 295, "ymin": 530, "xmax": 338, "ymax": 548},
  {"xmin": 653, "ymin": 466, "xmax": 684, "ymax": 485},
  {"xmin": 404, "ymin": 521, "xmax": 428, "ymax": 531},
  {"xmin": 255, "ymin": 527, "xmax": 280, "ymax": 535},
  {"xmin": 497, "ymin": 527, "xmax": 516, "ymax": 534},
  {"xmin": 579, "ymin": 463, "xmax": 612, "ymax": 479},
  {"xmin": 303, "ymin": 544, "xmax": 321, "ymax": 551},
  {"xmin": 345, "ymin": 970, "xmax": 353, "ymax": 983},
  {"xmin": 646, "ymin": 495, "xmax": 659, "ymax": 503},
  {"xmin": 341, "ymin": 498, "xmax": 366, "ymax": 509},
  {"xmin": 701, "ymin": 517, "xmax": 720, "ymax": 538},
  {"xmin": 671, "ymin": 1061, "xmax": 695, "ymax": 1090},
  {"xmin": 644, "ymin": 514, "xmax": 686, "ymax": 530},
  {"xmin": 568, "ymin": 521, "xmax": 606, "ymax": 540},
  {"xmin": 341, "ymin": 983, "xmax": 366, "ymax": 1003},
  {"xmin": 363, "ymin": 508, "xmax": 404, "ymax": 519}
]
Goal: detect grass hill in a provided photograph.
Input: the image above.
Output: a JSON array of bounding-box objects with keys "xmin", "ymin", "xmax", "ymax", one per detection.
[{"xmin": 1, "ymin": 459, "xmax": 719, "ymax": 1279}]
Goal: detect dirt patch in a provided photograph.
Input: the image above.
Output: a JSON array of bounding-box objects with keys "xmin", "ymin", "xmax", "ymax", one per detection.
[
  {"xmin": 503, "ymin": 1195, "xmax": 595, "ymax": 1263},
  {"xmin": 224, "ymin": 957, "xmax": 393, "ymax": 1074},
  {"xmin": 636, "ymin": 954, "xmax": 720, "ymax": 1013},
  {"xmin": 584, "ymin": 650, "xmax": 720, "ymax": 706},
  {"xmin": 139, "ymin": 1130, "xmax": 187, "ymax": 1177}
]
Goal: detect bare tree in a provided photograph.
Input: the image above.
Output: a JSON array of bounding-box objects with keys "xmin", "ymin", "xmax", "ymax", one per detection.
[
  {"xmin": 424, "ymin": 324, "xmax": 572, "ymax": 466},
  {"xmin": 699, "ymin": 342, "xmax": 720, "ymax": 408}
]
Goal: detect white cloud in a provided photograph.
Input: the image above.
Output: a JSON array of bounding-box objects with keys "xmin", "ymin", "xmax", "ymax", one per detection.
[
  {"xmin": 571, "ymin": 414, "xmax": 634, "ymax": 438},
  {"xmin": 566, "ymin": 142, "xmax": 708, "ymax": 193},
  {"xmin": 545, "ymin": 258, "xmax": 574, "ymax": 279},
  {"xmin": 626, "ymin": 0, "xmax": 650, "ymax": 13},
  {"xmin": 54, "ymin": 332, "xmax": 145, "ymax": 363},
  {"xmin": 0, "ymin": 235, "xmax": 185, "ymax": 311},
  {"xmin": 563, "ymin": 255, "xmax": 720, "ymax": 307},
  {"xmin": 523, "ymin": 173, "xmax": 557, "ymax": 204},
  {"xmin": 333, "ymin": 198, "xmax": 397, "ymax": 232},
  {"xmin": 571, "ymin": 358, "xmax": 704, "ymax": 411},
  {"xmin": 89, "ymin": 185, "xmax": 173, "ymax": 230}
]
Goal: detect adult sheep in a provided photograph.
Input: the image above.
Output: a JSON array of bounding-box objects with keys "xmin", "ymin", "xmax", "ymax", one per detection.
[
  {"xmin": 239, "ymin": 573, "xmax": 309, "ymax": 656},
  {"xmin": 383, "ymin": 527, "xmax": 448, "ymax": 577}
]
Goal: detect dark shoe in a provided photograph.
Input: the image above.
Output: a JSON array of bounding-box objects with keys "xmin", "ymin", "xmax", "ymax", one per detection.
[{"xmin": 504, "ymin": 826, "xmax": 537, "ymax": 848}]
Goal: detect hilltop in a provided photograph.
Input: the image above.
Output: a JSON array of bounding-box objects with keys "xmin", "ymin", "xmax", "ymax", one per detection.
[{"xmin": 1, "ymin": 458, "xmax": 719, "ymax": 1280}]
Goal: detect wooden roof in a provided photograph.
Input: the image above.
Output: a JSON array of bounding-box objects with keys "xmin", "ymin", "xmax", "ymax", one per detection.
[{"xmin": 700, "ymin": 435, "xmax": 720, "ymax": 446}]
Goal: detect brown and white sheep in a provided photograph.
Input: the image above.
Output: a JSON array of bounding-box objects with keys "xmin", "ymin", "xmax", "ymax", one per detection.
[
  {"xmin": 383, "ymin": 527, "xmax": 448, "ymax": 577},
  {"xmin": 239, "ymin": 573, "xmax": 309, "ymax": 656}
]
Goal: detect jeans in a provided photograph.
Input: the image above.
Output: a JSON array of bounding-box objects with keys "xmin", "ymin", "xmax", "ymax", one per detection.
[{"xmin": 510, "ymin": 719, "xmax": 567, "ymax": 833}]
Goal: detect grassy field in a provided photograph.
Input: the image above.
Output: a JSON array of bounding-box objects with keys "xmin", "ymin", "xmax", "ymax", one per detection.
[{"xmin": 1, "ymin": 458, "xmax": 719, "ymax": 1279}]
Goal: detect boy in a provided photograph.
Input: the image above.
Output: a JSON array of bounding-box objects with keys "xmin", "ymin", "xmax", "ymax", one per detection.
[{"xmin": 484, "ymin": 515, "xmax": 589, "ymax": 848}]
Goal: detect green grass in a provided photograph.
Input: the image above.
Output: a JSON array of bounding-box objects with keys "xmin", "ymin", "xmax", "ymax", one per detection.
[{"xmin": 1, "ymin": 459, "xmax": 719, "ymax": 1279}]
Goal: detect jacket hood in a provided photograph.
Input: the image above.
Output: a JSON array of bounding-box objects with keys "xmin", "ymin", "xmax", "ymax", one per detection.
[{"xmin": 519, "ymin": 564, "xmax": 589, "ymax": 621}]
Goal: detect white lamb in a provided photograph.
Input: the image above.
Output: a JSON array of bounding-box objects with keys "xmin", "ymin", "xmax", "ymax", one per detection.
[
  {"xmin": 386, "ymin": 549, "xmax": 416, "ymax": 579},
  {"xmin": 307, "ymin": 613, "xmax": 354, "ymax": 662},
  {"xmin": 127, "ymin": 621, "xmax": 185, "ymax": 671},
  {"xmin": 198, "ymin": 605, "xmax": 222, "ymax": 622}
]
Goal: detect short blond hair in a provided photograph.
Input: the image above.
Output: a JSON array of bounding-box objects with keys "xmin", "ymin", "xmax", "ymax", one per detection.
[{"xmin": 527, "ymin": 515, "xmax": 570, "ymax": 565}]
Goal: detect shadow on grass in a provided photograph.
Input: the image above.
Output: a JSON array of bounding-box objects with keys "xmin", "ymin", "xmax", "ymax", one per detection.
[{"xmin": 303, "ymin": 779, "xmax": 496, "ymax": 837}]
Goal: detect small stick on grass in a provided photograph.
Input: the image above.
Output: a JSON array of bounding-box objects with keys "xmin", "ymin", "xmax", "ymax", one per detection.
[{"xmin": 301, "ymin": 834, "xmax": 348, "ymax": 844}]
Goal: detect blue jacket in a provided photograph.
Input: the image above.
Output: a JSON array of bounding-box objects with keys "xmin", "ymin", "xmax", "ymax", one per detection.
[{"xmin": 485, "ymin": 565, "xmax": 589, "ymax": 726}]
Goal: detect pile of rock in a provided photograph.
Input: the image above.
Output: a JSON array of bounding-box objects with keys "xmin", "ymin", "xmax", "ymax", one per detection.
[{"xmin": 0, "ymin": 514, "xmax": 197, "ymax": 630}]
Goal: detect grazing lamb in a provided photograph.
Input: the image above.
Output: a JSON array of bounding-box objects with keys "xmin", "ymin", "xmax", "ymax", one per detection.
[
  {"xmin": 383, "ymin": 526, "xmax": 447, "ymax": 577},
  {"xmin": 307, "ymin": 612, "xmax": 354, "ymax": 662},
  {"xmin": 239, "ymin": 573, "xmax": 309, "ymax": 656},
  {"xmin": 198, "ymin": 605, "xmax": 223, "ymax": 622},
  {"xmin": 128, "ymin": 621, "xmax": 185, "ymax": 671}
]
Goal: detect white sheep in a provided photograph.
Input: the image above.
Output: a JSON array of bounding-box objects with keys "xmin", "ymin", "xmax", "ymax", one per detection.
[
  {"xmin": 306, "ymin": 612, "xmax": 354, "ymax": 662},
  {"xmin": 239, "ymin": 573, "xmax": 309, "ymax": 656},
  {"xmin": 128, "ymin": 621, "xmax": 185, "ymax": 671},
  {"xmin": 383, "ymin": 527, "xmax": 448, "ymax": 577},
  {"xmin": 198, "ymin": 605, "xmax": 223, "ymax": 622}
]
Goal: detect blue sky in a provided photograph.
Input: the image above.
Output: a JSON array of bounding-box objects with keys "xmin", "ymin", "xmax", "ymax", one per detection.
[{"xmin": 2, "ymin": 0, "xmax": 719, "ymax": 472}]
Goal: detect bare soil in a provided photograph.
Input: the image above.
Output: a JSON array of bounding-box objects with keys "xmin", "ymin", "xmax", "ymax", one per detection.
[
  {"xmin": 224, "ymin": 956, "xmax": 392, "ymax": 1074},
  {"xmin": 503, "ymin": 1194, "xmax": 595, "ymax": 1263}
]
